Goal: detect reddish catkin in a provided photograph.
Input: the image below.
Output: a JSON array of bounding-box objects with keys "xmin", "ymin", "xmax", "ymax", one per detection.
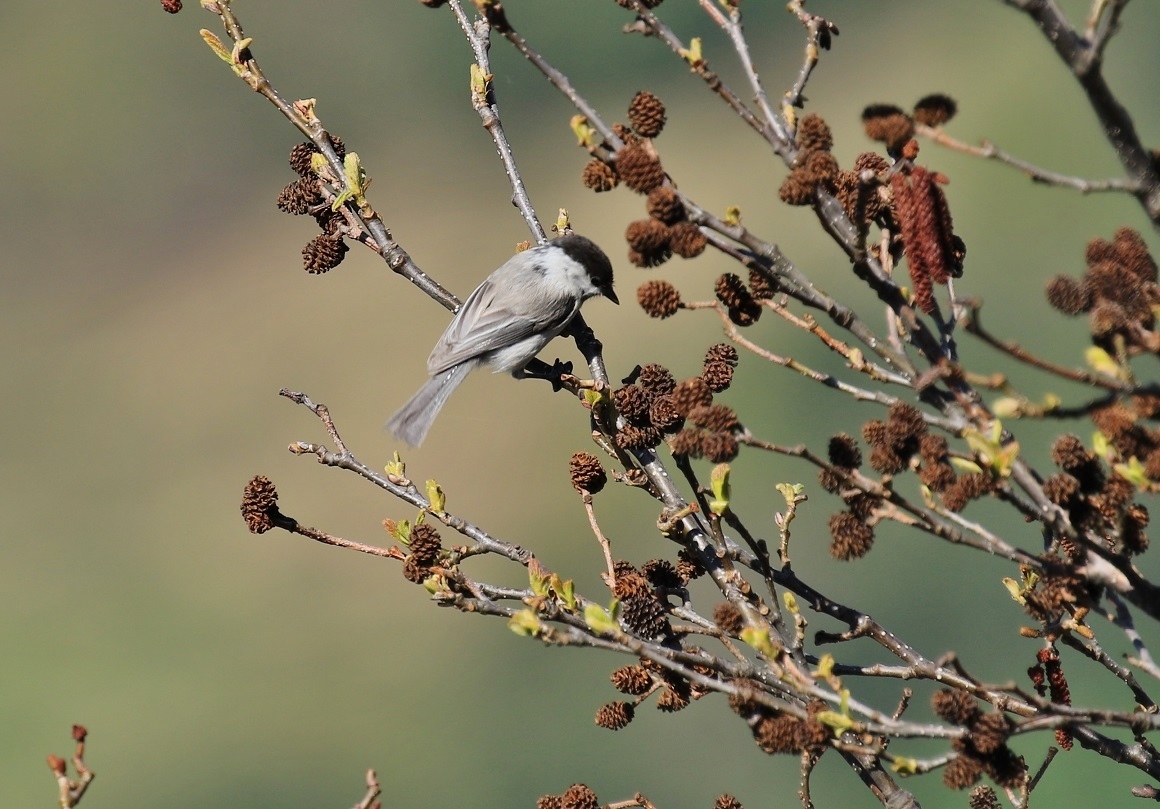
[
  {"xmin": 891, "ymin": 171, "xmax": 935, "ymax": 313},
  {"xmin": 891, "ymin": 166, "xmax": 958, "ymax": 313}
]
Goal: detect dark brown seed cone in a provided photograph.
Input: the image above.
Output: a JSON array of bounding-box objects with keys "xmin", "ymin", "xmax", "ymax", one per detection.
[
  {"xmin": 615, "ymin": 423, "xmax": 663, "ymax": 451},
  {"xmin": 670, "ymin": 377, "xmax": 713, "ymax": 416},
  {"xmin": 407, "ymin": 523, "xmax": 443, "ymax": 564},
  {"xmin": 854, "ymin": 151, "xmax": 891, "ymax": 174},
  {"xmin": 612, "ymin": 568, "xmax": 670, "ymax": 638},
  {"xmin": 614, "ymin": 384, "xmax": 653, "ymax": 424},
  {"xmin": 688, "ymin": 404, "xmax": 739, "ymax": 432},
  {"xmin": 748, "ymin": 267, "xmax": 777, "ymax": 299},
  {"xmin": 1090, "ymin": 401, "xmax": 1138, "ymax": 443},
  {"xmin": 649, "ymin": 395, "xmax": 684, "ymax": 432},
  {"xmin": 288, "ymin": 137, "xmax": 346, "ymax": 177},
  {"xmin": 862, "ymin": 419, "xmax": 888, "ymax": 447},
  {"xmin": 637, "ymin": 279, "xmax": 681, "ymax": 318},
  {"xmin": 628, "ymin": 90, "xmax": 667, "ymax": 138},
  {"xmin": 886, "ymin": 401, "xmax": 927, "ymax": 444},
  {"xmin": 701, "ymin": 361, "xmax": 734, "ymax": 393},
  {"xmin": 561, "ymin": 784, "xmax": 600, "ymax": 809},
  {"xmin": 646, "ymin": 186, "xmax": 685, "ymax": 223},
  {"xmin": 868, "ymin": 443, "xmax": 906, "ymax": 475},
  {"xmin": 1089, "ymin": 300, "xmax": 1129, "ymax": 341},
  {"xmin": 401, "ymin": 555, "xmax": 431, "ymax": 584},
  {"xmin": 797, "ymin": 150, "xmax": 840, "ymax": 187},
  {"xmin": 795, "ymin": 113, "xmax": 833, "ymax": 153},
  {"xmin": 675, "ymin": 547, "xmax": 705, "ymax": 582},
  {"xmin": 828, "ymin": 512, "xmax": 874, "ymax": 559},
  {"xmin": 302, "ymin": 234, "xmax": 348, "ymax": 273},
  {"xmin": 289, "ymin": 142, "xmax": 318, "ymax": 177},
  {"xmin": 1133, "ymin": 393, "xmax": 1160, "ymax": 418},
  {"xmin": 638, "ymin": 363, "xmax": 676, "ymax": 397},
  {"xmin": 836, "ymin": 166, "xmax": 891, "ymax": 225},
  {"xmin": 981, "ymin": 745, "xmax": 1028, "ymax": 788},
  {"xmin": 313, "ymin": 209, "xmax": 344, "ymax": 236},
  {"xmin": 656, "ymin": 683, "xmax": 690, "ymax": 712},
  {"xmin": 730, "ymin": 301, "xmax": 763, "ymax": 326},
  {"xmin": 714, "ymin": 273, "xmax": 751, "ymax": 309},
  {"xmin": 778, "ymin": 169, "xmax": 815, "ymax": 206},
  {"xmin": 1123, "ymin": 503, "xmax": 1150, "ymax": 555},
  {"xmin": 616, "ymin": 0, "xmax": 663, "ymax": 6},
  {"xmin": 626, "ymin": 218, "xmax": 670, "ymax": 254},
  {"xmin": 610, "ymin": 664, "xmax": 653, "ymax": 695},
  {"xmin": 669, "ymin": 428, "xmax": 703, "ymax": 458},
  {"xmin": 714, "ymin": 796, "xmax": 744, "ymax": 809},
  {"xmin": 754, "ymin": 714, "xmax": 808, "ymax": 755},
  {"xmin": 241, "ymin": 476, "xmax": 280, "ymax": 533},
  {"xmin": 642, "ymin": 558, "xmax": 682, "ymax": 588},
  {"xmin": 913, "ymin": 94, "xmax": 958, "ymax": 127},
  {"xmin": 943, "ymin": 754, "xmax": 983, "ymax": 790},
  {"xmin": 594, "ymin": 701, "xmax": 635, "ymax": 730},
  {"xmin": 705, "ymin": 343, "xmax": 739, "ymax": 367},
  {"xmin": 969, "ymin": 787, "xmax": 1000, "ymax": 809},
  {"xmin": 582, "ymin": 158, "xmax": 619, "ymax": 192},
  {"xmin": 827, "ymin": 434, "xmax": 862, "ymax": 468},
  {"xmin": 919, "ymin": 433, "xmax": 949, "ymax": 464},
  {"xmin": 617, "ymin": 142, "xmax": 665, "ymax": 193},
  {"xmin": 713, "ymin": 602, "xmax": 744, "ymax": 636},
  {"xmin": 969, "ymin": 712, "xmax": 1013, "ymax": 755},
  {"xmin": 569, "ymin": 452, "xmax": 607, "ymax": 493},
  {"xmin": 1112, "ymin": 227, "xmax": 1158, "ymax": 282},
  {"xmin": 1051, "ymin": 435, "xmax": 1105, "ymax": 491},
  {"xmin": 669, "ymin": 221, "xmax": 707, "ymax": 258},
  {"xmin": 862, "ymin": 104, "xmax": 915, "ymax": 152},
  {"xmin": 932, "ymin": 689, "xmax": 982, "ymax": 725},
  {"xmin": 276, "ymin": 178, "xmax": 323, "ymax": 215},
  {"xmin": 701, "ymin": 431, "xmax": 739, "ymax": 463},
  {"xmin": 818, "ymin": 467, "xmax": 843, "ymax": 493},
  {"xmin": 161, "ymin": 0, "xmax": 182, "ymax": 12},
  {"xmin": 845, "ymin": 491, "xmax": 883, "ymax": 520},
  {"xmin": 628, "ymin": 246, "xmax": 672, "ymax": 269},
  {"xmin": 941, "ymin": 472, "xmax": 994, "ymax": 512},
  {"xmin": 919, "ymin": 461, "xmax": 957, "ymax": 492}
]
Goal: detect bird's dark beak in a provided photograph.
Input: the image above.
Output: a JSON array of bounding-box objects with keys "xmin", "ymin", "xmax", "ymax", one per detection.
[{"xmin": 604, "ymin": 286, "xmax": 619, "ymax": 305}]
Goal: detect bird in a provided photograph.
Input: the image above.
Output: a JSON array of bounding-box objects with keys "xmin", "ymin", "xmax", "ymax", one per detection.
[{"xmin": 386, "ymin": 234, "xmax": 617, "ymax": 446}]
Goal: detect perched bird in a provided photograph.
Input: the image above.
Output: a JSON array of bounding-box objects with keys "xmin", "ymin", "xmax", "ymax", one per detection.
[{"xmin": 387, "ymin": 235, "xmax": 618, "ymax": 446}]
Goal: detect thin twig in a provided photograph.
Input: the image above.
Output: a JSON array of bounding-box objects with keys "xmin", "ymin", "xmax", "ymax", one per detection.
[{"xmin": 919, "ymin": 124, "xmax": 1137, "ymax": 194}]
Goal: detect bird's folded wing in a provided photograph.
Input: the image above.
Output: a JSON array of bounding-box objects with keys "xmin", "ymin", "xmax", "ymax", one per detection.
[{"xmin": 427, "ymin": 277, "xmax": 578, "ymax": 375}]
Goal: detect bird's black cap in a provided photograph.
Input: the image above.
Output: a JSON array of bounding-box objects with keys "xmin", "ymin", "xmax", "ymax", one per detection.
[{"xmin": 555, "ymin": 234, "xmax": 618, "ymax": 304}]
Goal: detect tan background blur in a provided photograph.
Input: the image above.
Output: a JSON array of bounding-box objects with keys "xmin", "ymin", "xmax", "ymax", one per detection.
[{"xmin": 3, "ymin": 1, "xmax": 1159, "ymax": 807}]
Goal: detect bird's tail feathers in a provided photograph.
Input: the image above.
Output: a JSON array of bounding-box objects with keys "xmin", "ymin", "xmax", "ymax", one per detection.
[{"xmin": 385, "ymin": 362, "xmax": 475, "ymax": 447}]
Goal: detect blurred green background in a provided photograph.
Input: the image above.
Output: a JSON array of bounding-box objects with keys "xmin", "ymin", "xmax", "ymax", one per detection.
[{"xmin": 3, "ymin": 1, "xmax": 1160, "ymax": 807}]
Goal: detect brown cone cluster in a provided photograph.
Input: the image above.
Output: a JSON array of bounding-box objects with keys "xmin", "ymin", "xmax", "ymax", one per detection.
[
  {"xmin": 401, "ymin": 523, "xmax": 444, "ymax": 584},
  {"xmin": 863, "ymin": 93, "xmax": 956, "ymax": 151},
  {"xmin": 1039, "ymin": 428, "xmax": 1151, "ymax": 558},
  {"xmin": 779, "ymin": 113, "xmax": 839, "ymax": 207},
  {"xmin": 612, "ymin": 560, "xmax": 671, "ymax": 639},
  {"xmin": 613, "ymin": 352, "xmax": 739, "ymax": 460},
  {"xmin": 275, "ymin": 136, "xmax": 352, "ymax": 273},
  {"xmin": 631, "ymin": 348, "xmax": 741, "ymax": 463},
  {"xmin": 574, "ymin": 93, "xmax": 713, "ymax": 271},
  {"xmin": 932, "ymin": 684, "xmax": 1025, "ymax": 791},
  {"xmin": 1045, "ymin": 227, "xmax": 1160, "ymax": 355},
  {"xmin": 728, "ymin": 683, "xmax": 830, "ymax": 757}
]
